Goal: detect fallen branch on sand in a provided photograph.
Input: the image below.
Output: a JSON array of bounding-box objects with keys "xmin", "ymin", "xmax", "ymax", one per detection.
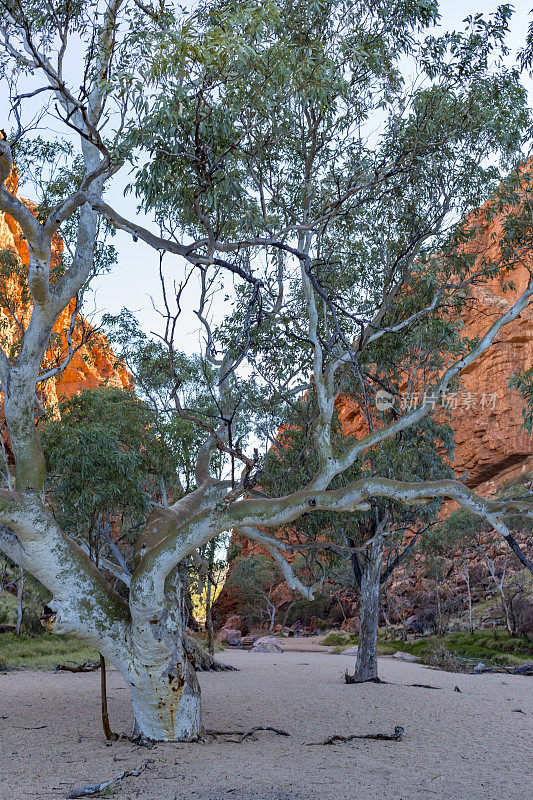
[
  {"xmin": 205, "ymin": 726, "xmax": 290, "ymax": 742},
  {"xmin": 12, "ymin": 724, "xmax": 47, "ymax": 730},
  {"xmin": 54, "ymin": 661, "xmax": 101, "ymax": 673},
  {"xmin": 306, "ymin": 725, "xmax": 404, "ymax": 746},
  {"xmin": 64, "ymin": 759, "xmax": 154, "ymax": 798},
  {"xmin": 409, "ymin": 683, "xmax": 440, "ymax": 690}
]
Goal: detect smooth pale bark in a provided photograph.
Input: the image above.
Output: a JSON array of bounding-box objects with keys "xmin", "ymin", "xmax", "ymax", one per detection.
[
  {"xmin": 124, "ymin": 568, "xmax": 201, "ymax": 741},
  {"xmin": 127, "ymin": 648, "xmax": 201, "ymax": 741},
  {"xmin": 354, "ymin": 536, "xmax": 384, "ymax": 682},
  {"xmin": 0, "ymin": 491, "xmax": 202, "ymax": 741}
]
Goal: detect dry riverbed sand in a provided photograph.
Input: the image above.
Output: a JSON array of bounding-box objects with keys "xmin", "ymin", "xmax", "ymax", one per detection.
[{"xmin": 1, "ymin": 649, "xmax": 532, "ymax": 800}]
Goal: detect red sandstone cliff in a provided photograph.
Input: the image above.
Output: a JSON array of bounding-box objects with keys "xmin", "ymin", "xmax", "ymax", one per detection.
[
  {"xmin": 338, "ymin": 201, "xmax": 533, "ymax": 494},
  {"xmin": 0, "ymin": 171, "xmax": 131, "ymax": 455}
]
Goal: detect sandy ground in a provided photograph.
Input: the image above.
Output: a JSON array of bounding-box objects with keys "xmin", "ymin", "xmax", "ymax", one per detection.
[{"xmin": 1, "ymin": 649, "xmax": 532, "ymax": 800}]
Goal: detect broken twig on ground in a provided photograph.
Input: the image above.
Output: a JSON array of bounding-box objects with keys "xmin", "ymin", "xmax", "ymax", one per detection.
[
  {"xmin": 205, "ymin": 726, "xmax": 290, "ymax": 742},
  {"xmin": 409, "ymin": 683, "xmax": 441, "ymax": 690},
  {"xmin": 306, "ymin": 725, "xmax": 404, "ymax": 746},
  {"xmin": 54, "ymin": 661, "xmax": 101, "ymax": 673},
  {"xmin": 65, "ymin": 759, "xmax": 154, "ymax": 798}
]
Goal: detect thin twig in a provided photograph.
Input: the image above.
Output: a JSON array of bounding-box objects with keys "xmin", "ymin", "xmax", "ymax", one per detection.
[
  {"xmin": 306, "ymin": 725, "xmax": 404, "ymax": 746},
  {"xmin": 65, "ymin": 759, "xmax": 154, "ymax": 798},
  {"xmin": 205, "ymin": 726, "xmax": 290, "ymax": 742},
  {"xmin": 100, "ymin": 654, "xmax": 118, "ymax": 741}
]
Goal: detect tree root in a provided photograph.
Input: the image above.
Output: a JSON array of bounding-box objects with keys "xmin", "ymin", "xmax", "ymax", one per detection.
[
  {"xmin": 119, "ymin": 732, "xmax": 155, "ymax": 749},
  {"xmin": 344, "ymin": 672, "xmax": 384, "ymax": 684},
  {"xmin": 183, "ymin": 634, "xmax": 238, "ymax": 672},
  {"xmin": 205, "ymin": 726, "xmax": 290, "ymax": 742},
  {"xmin": 65, "ymin": 758, "xmax": 154, "ymax": 798},
  {"xmin": 344, "ymin": 673, "xmax": 440, "ymax": 690},
  {"xmin": 306, "ymin": 725, "xmax": 404, "ymax": 746},
  {"xmin": 54, "ymin": 661, "xmax": 101, "ymax": 673}
]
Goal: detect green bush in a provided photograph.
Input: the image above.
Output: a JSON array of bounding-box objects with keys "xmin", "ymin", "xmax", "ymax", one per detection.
[
  {"xmin": 377, "ymin": 629, "xmax": 533, "ymax": 668},
  {"xmin": 285, "ymin": 595, "xmax": 330, "ymax": 626},
  {"xmin": 0, "ymin": 632, "xmax": 98, "ymax": 669},
  {"xmin": 321, "ymin": 633, "xmax": 349, "ymax": 646}
]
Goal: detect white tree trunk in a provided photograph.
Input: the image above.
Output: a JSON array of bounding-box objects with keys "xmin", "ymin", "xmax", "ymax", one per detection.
[
  {"xmin": 124, "ymin": 568, "xmax": 202, "ymax": 741},
  {"xmin": 461, "ymin": 568, "xmax": 474, "ymax": 634},
  {"xmin": 127, "ymin": 651, "xmax": 201, "ymax": 742},
  {"xmin": 355, "ymin": 536, "xmax": 384, "ymax": 682}
]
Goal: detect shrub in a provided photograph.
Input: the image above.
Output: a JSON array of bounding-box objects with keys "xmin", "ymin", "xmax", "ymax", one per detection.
[
  {"xmin": 285, "ymin": 596, "xmax": 330, "ymax": 626},
  {"xmin": 321, "ymin": 633, "xmax": 348, "ymax": 646}
]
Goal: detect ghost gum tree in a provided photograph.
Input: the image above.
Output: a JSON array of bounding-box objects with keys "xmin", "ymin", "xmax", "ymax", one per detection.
[
  {"xmin": 1, "ymin": 0, "xmax": 533, "ymax": 742},
  {"xmin": 260, "ymin": 396, "xmax": 455, "ymax": 682}
]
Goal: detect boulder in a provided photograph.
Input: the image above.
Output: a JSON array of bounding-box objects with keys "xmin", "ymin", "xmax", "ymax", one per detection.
[
  {"xmin": 471, "ymin": 661, "xmax": 491, "ymax": 673},
  {"xmin": 224, "ymin": 614, "xmax": 244, "ymax": 633},
  {"xmin": 252, "ymin": 642, "xmax": 283, "ymax": 653},
  {"xmin": 216, "ymin": 628, "xmax": 241, "ymax": 646},
  {"xmin": 251, "ymin": 636, "xmax": 283, "ymax": 653},
  {"xmin": 341, "ymin": 645, "xmax": 359, "ymax": 656},
  {"xmin": 392, "ymin": 651, "xmax": 420, "ymax": 662}
]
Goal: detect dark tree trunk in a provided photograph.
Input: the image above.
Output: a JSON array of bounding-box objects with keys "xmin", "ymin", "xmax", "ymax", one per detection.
[
  {"xmin": 354, "ymin": 536, "xmax": 384, "ymax": 682},
  {"xmin": 205, "ymin": 576, "xmax": 214, "ymax": 657}
]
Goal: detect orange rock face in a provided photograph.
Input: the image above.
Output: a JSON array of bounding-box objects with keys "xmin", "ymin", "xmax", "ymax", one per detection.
[
  {"xmin": 0, "ymin": 172, "xmax": 131, "ymax": 455},
  {"xmin": 338, "ymin": 199, "xmax": 533, "ymax": 495}
]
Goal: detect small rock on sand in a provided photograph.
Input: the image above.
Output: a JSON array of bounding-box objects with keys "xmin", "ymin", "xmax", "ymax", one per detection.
[{"xmin": 392, "ymin": 651, "xmax": 420, "ymax": 662}]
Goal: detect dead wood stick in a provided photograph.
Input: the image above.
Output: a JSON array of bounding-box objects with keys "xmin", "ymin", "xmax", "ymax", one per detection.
[
  {"xmin": 12, "ymin": 724, "xmax": 47, "ymax": 730},
  {"xmin": 205, "ymin": 726, "xmax": 290, "ymax": 742},
  {"xmin": 100, "ymin": 654, "xmax": 118, "ymax": 741},
  {"xmin": 306, "ymin": 725, "xmax": 404, "ymax": 746},
  {"xmin": 409, "ymin": 683, "xmax": 441, "ymax": 690},
  {"xmin": 65, "ymin": 759, "xmax": 154, "ymax": 798},
  {"xmin": 54, "ymin": 661, "xmax": 101, "ymax": 673}
]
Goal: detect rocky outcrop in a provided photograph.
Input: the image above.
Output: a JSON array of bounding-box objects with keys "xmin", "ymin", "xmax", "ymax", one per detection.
[{"xmin": 0, "ymin": 170, "xmax": 131, "ymax": 459}]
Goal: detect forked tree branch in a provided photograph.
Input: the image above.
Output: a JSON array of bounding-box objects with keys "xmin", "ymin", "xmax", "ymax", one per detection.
[{"xmin": 129, "ymin": 474, "xmax": 533, "ymax": 620}]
